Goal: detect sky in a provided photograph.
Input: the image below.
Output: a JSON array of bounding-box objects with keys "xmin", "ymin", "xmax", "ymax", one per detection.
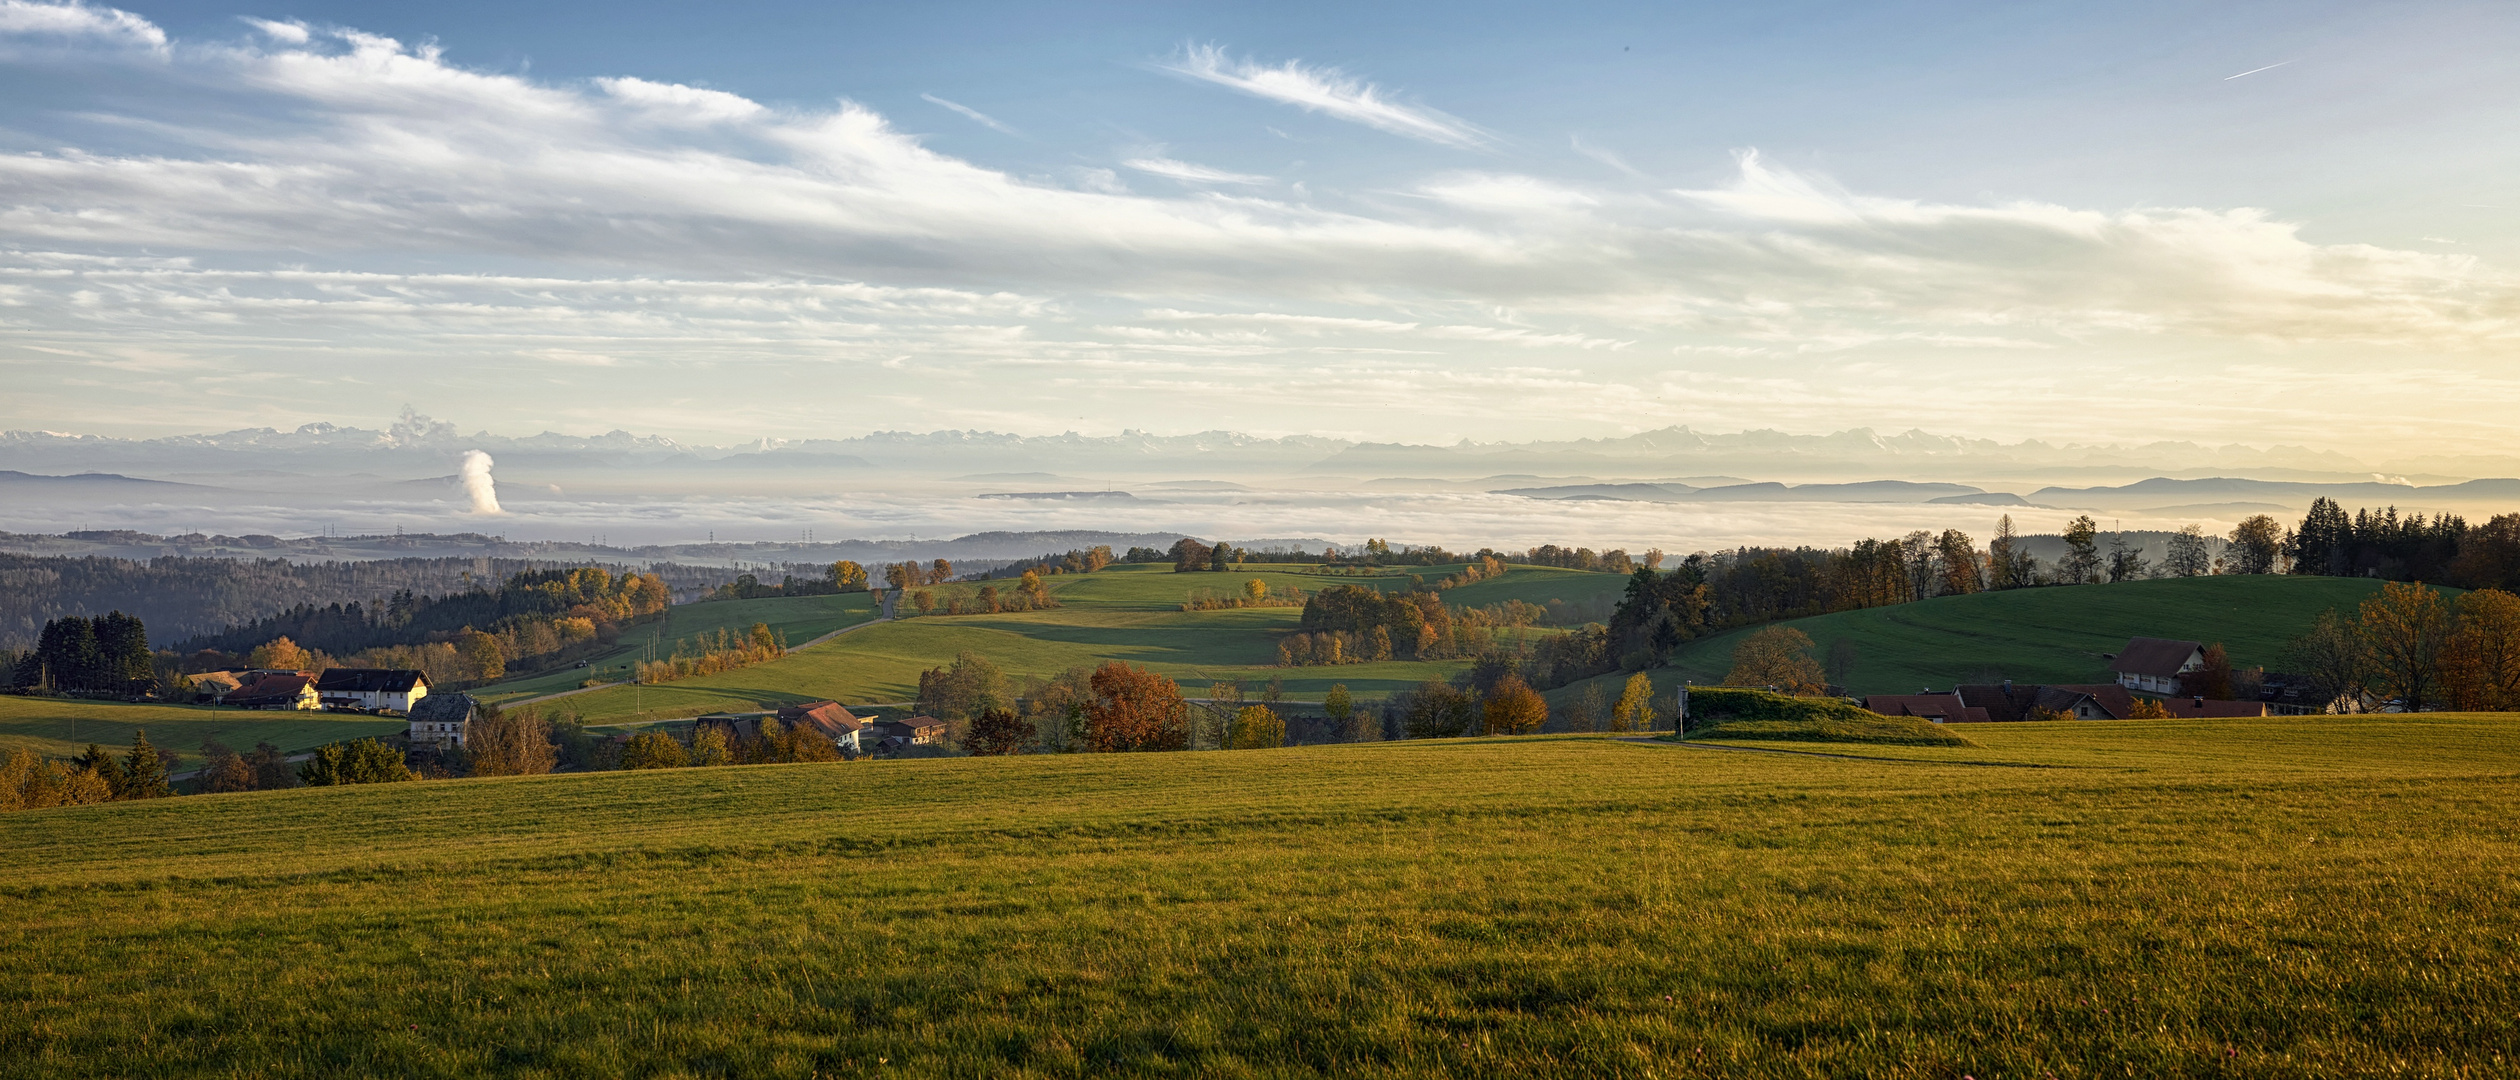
[{"xmin": 1, "ymin": 0, "xmax": 2514, "ymax": 451}]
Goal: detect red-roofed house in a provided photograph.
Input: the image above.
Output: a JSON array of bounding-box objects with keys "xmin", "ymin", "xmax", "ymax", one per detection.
[{"xmin": 2110, "ymin": 637, "xmax": 2206, "ymax": 695}]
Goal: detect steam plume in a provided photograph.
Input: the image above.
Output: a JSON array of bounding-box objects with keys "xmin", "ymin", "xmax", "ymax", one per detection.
[{"xmin": 460, "ymin": 450, "xmax": 503, "ymax": 515}]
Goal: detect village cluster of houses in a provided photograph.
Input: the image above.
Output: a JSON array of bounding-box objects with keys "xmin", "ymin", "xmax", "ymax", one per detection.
[
  {"xmin": 1863, "ymin": 636, "xmax": 2349, "ymax": 723},
  {"xmin": 190, "ymin": 664, "xmax": 943, "ymax": 756}
]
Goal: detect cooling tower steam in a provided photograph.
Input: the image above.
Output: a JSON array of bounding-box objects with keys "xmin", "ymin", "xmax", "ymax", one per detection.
[{"xmin": 460, "ymin": 450, "xmax": 503, "ymax": 515}]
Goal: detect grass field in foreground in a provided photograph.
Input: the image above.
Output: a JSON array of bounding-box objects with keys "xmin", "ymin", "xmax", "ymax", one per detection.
[
  {"xmin": 472, "ymin": 591, "xmax": 882, "ymax": 706},
  {"xmin": 5, "ymin": 715, "xmax": 2518, "ymax": 1077},
  {"xmin": 1656, "ymin": 575, "xmax": 2424, "ymax": 696},
  {"xmin": 547, "ymin": 563, "xmax": 1624, "ymax": 721},
  {"xmin": 0, "ymin": 696, "xmax": 404, "ymax": 763}
]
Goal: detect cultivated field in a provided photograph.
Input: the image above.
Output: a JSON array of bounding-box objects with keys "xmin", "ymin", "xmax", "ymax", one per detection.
[
  {"xmin": 0, "ymin": 696, "xmax": 403, "ymax": 762},
  {"xmin": 545, "ymin": 563, "xmax": 1625, "ymax": 721},
  {"xmin": 3, "ymin": 715, "xmax": 2515, "ymax": 1076},
  {"xmin": 1659, "ymin": 575, "xmax": 2416, "ymax": 695}
]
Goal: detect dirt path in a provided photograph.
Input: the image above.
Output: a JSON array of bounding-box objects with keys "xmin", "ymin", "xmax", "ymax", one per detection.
[{"xmin": 501, "ymin": 616, "xmax": 893, "ymax": 709}]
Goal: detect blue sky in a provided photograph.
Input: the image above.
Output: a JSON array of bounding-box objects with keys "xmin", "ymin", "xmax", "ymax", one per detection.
[{"xmin": 1, "ymin": 0, "xmax": 2514, "ymax": 449}]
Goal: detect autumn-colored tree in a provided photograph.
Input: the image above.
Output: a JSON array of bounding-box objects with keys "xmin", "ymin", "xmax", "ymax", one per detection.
[
  {"xmin": 1610, "ymin": 672, "xmax": 1653, "ymax": 733},
  {"xmin": 828, "ymin": 560, "xmax": 869, "ymax": 591},
  {"xmin": 2124, "ymin": 698, "xmax": 2173, "ymax": 719},
  {"xmin": 1170, "ymin": 539, "xmax": 1212, "ymax": 574},
  {"xmin": 689, "ymin": 725, "xmax": 733, "ymax": 766},
  {"xmin": 197, "ymin": 740, "xmax": 254, "ymax": 794},
  {"xmin": 885, "ymin": 562, "xmax": 915, "ymax": 590},
  {"xmin": 1227, "ymin": 705, "xmax": 1285, "ymax": 749},
  {"xmin": 247, "ymin": 635, "xmax": 313, "ymax": 671},
  {"xmin": 467, "ymin": 706, "xmax": 558, "ymax": 776},
  {"xmin": 1, "ymin": 749, "xmax": 114, "ymax": 812},
  {"xmin": 458, "ymin": 629, "xmax": 506, "ymax": 680},
  {"xmin": 2176, "ymin": 643, "xmax": 2234, "ymax": 700},
  {"xmin": 1084, "ymin": 662, "xmax": 1189, "ymax": 751},
  {"xmin": 1245, "ymin": 579, "xmax": 1269, "ymax": 603},
  {"xmin": 1724, "ymin": 626, "xmax": 1828, "ymax": 695},
  {"xmin": 2227, "ymin": 515, "xmax": 2286, "ymax": 575},
  {"xmin": 620, "ymin": 730, "xmax": 689, "ymax": 770},
  {"xmin": 1019, "ymin": 569, "xmax": 1053, "ymax": 607},
  {"xmin": 2359, "ymin": 580, "xmax": 2450, "ymax": 710},
  {"xmin": 1323, "ymin": 683, "xmax": 1364, "ymax": 741},
  {"xmin": 1482, "ymin": 673, "xmax": 1547, "ymax": 736},
  {"xmin": 918, "ymin": 651, "xmax": 1011, "ymax": 722},
  {"xmin": 2164, "ymin": 524, "xmax": 2213, "ymax": 578},
  {"xmin": 931, "ymin": 558, "xmax": 954, "ymax": 585},
  {"xmin": 963, "ymin": 707, "xmax": 1036, "ymax": 755},
  {"xmin": 2441, "ymin": 588, "xmax": 2520, "ymax": 711},
  {"xmin": 1935, "ymin": 529, "xmax": 1984, "ymax": 595}
]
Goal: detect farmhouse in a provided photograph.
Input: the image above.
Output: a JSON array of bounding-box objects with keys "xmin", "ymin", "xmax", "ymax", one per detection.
[
  {"xmin": 1869, "ymin": 682, "xmax": 2149, "ymax": 722},
  {"xmin": 874, "ymin": 715, "xmax": 948, "ymax": 747},
  {"xmin": 225, "ymin": 671, "xmax": 319, "ymax": 711},
  {"xmin": 2110, "ymin": 637, "xmax": 2206, "ymax": 694},
  {"xmin": 778, "ymin": 700, "xmax": 863, "ymax": 754},
  {"xmin": 187, "ymin": 670, "xmax": 244, "ymax": 703},
  {"xmin": 1859, "ymin": 692, "xmax": 1991, "ymax": 723},
  {"xmin": 313, "ymin": 668, "xmax": 429, "ymax": 713},
  {"xmin": 407, "ymin": 692, "xmax": 478, "ymax": 749}
]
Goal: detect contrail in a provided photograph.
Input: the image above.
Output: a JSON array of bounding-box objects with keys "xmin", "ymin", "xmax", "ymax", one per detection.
[
  {"xmin": 2225, "ymin": 61, "xmax": 2293, "ymax": 80},
  {"xmin": 460, "ymin": 450, "xmax": 503, "ymax": 515}
]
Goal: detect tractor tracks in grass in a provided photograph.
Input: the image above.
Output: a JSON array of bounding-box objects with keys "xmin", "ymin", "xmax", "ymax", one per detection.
[{"xmin": 1619, "ymin": 736, "xmax": 2069, "ymax": 769}]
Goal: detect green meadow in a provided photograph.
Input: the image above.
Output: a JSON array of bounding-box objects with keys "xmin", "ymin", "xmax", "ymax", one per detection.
[
  {"xmin": 0, "ymin": 696, "xmax": 404, "ymax": 764},
  {"xmin": 537, "ymin": 563, "xmax": 1626, "ymax": 721},
  {"xmin": 1659, "ymin": 575, "xmax": 2413, "ymax": 696},
  {"xmin": 473, "ymin": 591, "xmax": 882, "ymax": 706},
  {"xmin": 5, "ymin": 715, "xmax": 2518, "ymax": 1077}
]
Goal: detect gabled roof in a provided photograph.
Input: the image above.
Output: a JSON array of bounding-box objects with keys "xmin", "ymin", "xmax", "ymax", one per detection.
[
  {"xmin": 1953, "ymin": 683, "xmax": 2134, "ymax": 721},
  {"xmin": 2109, "ymin": 637, "xmax": 2203, "ymax": 678},
  {"xmin": 779, "ymin": 700, "xmax": 861, "ymax": 736},
  {"xmin": 316, "ymin": 668, "xmax": 427, "ymax": 693},
  {"xmin": 228, "ymin": 672, "xmax": 316, "ymax": 705},
  {"xmin": 2037, "ymin": 683, "xmax": 2137, "ymax": 720},
  {"xmin": 878, "ymin": 715, "xmax": 947, "ymax": 731},
  {"xmin": 407, "ymin": 693, "xmax": 478, "ymax": 722},
  {"xmin": 1861, "ymin": 694, "xmax": 1991, "ymax": 723}
]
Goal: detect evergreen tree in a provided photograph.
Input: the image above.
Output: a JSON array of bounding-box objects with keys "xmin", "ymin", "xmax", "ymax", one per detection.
[
  {"xmin": 72, "ymin": 742, "xmax": 125, "ymax": 796},
  {"xmin": 118, "ymin": 729, "xmax": 173, "ymax": 799}
]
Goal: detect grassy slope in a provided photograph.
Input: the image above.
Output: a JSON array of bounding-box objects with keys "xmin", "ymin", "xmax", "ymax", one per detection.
[
  {"xmin": 549, "ymin": 563, "xmax": 1624, "ymax": 721},
  {"xmin": 5, "ymin": 716, "xmax": 2518, "ymax": 1077},
  {"xmin": 0, "ymin": 697, "xmax": 404, "ymax": 762},
  {"xmin": 471, "ymin": 591, "xmax": 881, "ymax": 705},
  {"xmin": 1550, "ymin": 577, "xmax": 2411, "ymax": 713}
]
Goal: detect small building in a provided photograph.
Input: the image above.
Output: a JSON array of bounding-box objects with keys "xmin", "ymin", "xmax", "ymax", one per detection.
[
  {"xmin": 407, "ymin": 692, "xmax": 478, "ymax": 749},
  {"xmin": 2110, "ymin": 637, "xmax": 2206, "ymax": 695},
  {"xmin": 314, "ymin": 668, "xmax": 430, "ymax": 713},
  {"xmin": 227, "ymin": 672, "xmax": 319, "ymax": 711},
  {"xmin": 874, "ymin": 715, "xmax": 948, "ymax": 747},
  {"xmin": 1860, "ymin": 692, "xmax": 1991, "ymax": 724},
  {"xmin": 187, "ymin": 670, "xmax": 245, "ymax": 704},
  {"xmin": 2256, "ymin": 672, "xmax": 2365, "ymax": 715},
  {"xmin": 778, "ymin": 700, "xmax": 863, "ymax": 754}
]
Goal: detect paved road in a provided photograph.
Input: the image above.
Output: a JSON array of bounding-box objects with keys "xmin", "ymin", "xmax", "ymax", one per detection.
[{"xmin": 501, "ymin": 616, "xmax": 894, "ymax": 709}]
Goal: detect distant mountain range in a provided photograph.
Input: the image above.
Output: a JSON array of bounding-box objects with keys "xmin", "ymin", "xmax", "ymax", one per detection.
[{"xmin": 8, "ymin": 416, "xmax": 2511, "ymax": 484}]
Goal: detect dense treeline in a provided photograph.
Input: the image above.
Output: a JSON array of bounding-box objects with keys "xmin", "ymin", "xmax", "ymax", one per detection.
[
  {"xmin": 2282, "ymin": 582, "xmax": 2520, "ymax": 712},
  {"xmin": 0, "ymin": 552, "xmax": 745, "ymax": 651},
  {"xmin": 7, "ymin": 611, "xmax": 154, "ymax": 695},
  {"xmin": 2289, "ymin": 501, "xmax": 2520, "ymax": 588}
]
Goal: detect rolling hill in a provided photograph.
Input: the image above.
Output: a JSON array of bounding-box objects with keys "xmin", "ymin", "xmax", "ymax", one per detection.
[{"xmin": 5, "ymin": 718, "xmax": 2518, "ymax": 1076}]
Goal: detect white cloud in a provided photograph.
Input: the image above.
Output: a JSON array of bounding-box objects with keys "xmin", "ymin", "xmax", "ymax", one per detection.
[
  {"xmin": 920, "ymin": 93, "xmax": 1017, "ymax": 135},
  {"xmin": 1124, "ymin": 157, "xmax": 1268, "ymax": 185},
  {"xmin": 0, "ymin": 0, "xmax": 163, "ymax": 49},
  {"xmin": 240, "ymin": 17, "xmax": 308, "ymax": 45},
  {"xmin": 1160, "ymin": 44, "xmax": 1490, "ymax": 149}
]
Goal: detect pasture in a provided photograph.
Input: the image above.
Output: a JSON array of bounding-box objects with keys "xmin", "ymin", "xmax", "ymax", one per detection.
[
  {"xmin": 4, "ymin": 715, "xmax": 2517, "ymax": 1077},
  {"xmin": 472, "ymin": 591, "xmax": 882, "ymax": 706},
  {"xmin": 0, "ymin": 696, "xmax": 404, "ymax": 763},
  {"xmin": 546, "ymin": 563, "xmax": 1625, "ymax": 721},
  {"xmin": 1658, "ymin": 575, "xmax": 2412, "ymax": 696}
]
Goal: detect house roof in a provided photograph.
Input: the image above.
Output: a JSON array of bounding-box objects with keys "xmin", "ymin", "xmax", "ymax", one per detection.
[
  {"xmin": 1861, "ymin": 694, "xmax": 1991, "ymax": 723},
  {"xmin": 228, "ymin": 673, "xmax": 316, "ymax": 704},
  {"xmin": 2109, "ymin": 637, "xmax": 2203, "ymax": 678},
  {"xmin": 878, "ymin": 715, "xmax": 947, "ymax": 731},
  {"xmin": 407, "ymin": 693, "xmax": 478, "ymax": 722},
  {"xmin": 315, "ymin": 668, "xmax": 427, "ymax": 693},
  {"xmin": 189, "ymin": 671, "xmax": 243, "ymax": 693},
  {"xmin": 1949, "ymin": 683, "xmax": 2136, "ymax": 721},
  {"xmin": 779, "ymin": 700, "xmax": 861, "ymax": 736},
  {"xmin": 2159, "ymin": 696, "xmax": 2268, "ymax": 718}
]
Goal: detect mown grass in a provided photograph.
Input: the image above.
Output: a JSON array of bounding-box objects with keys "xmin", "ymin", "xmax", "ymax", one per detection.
[
  {"xmin": 473, "ymin": 592, "xmax": 882, "ymax": 705},
  {"xmin": 3, "ymin": 716, "xmax": 2517, "ymax": 1077},
  {"xmin": 0, "ymin": 696, "xmax": 404, "ymax": 762},
  {"xmin": 1625, "ymin": 576, "xmax": 2421, "ymax": 699},
  {"xmin": 549, "ymin": 564, "xmax": 1620, "ymax": 720}
]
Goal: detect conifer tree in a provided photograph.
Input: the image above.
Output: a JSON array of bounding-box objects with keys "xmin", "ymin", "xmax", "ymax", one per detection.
[{"xmin": 118, "ymin": 729, "xmax": 173, "ymax": 799}]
